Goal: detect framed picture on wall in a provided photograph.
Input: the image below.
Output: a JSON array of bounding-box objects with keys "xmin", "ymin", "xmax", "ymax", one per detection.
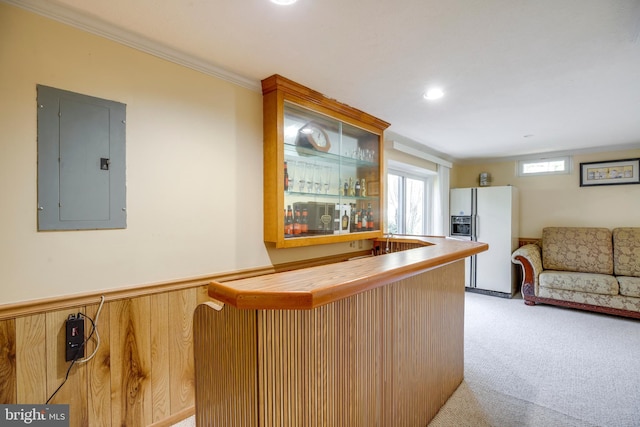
[{"xmin": 579, "ymin": 158, "xmax": 640, "ymax": 187}]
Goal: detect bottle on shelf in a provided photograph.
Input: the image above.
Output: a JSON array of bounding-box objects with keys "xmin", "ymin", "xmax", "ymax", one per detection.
[
  {"xmin": 360, "ymin": 204, "xmax": 367, "ymax": 232},
  {"xmin": 348, "ymin": 177, "xmax": 355, "ymax": 197},
  {"xmin": 367, "ymin": 202, "xmax": 374, "ymax": 231},
  {"xmin": 343, "ymin": 179, "xmax": 349, "ymax": 196},
  {"xmin": 284, "ymin": 161, "xmax": 289, "ymax": 191},
  {"xmin": 293, "ymin": 205, "xmax": 301, "ymax": 235},
  {"xmin": 284, "ymin": 205, "xmax": 293, "ymax": 236},
  {"xmin": 301, "ymin": 208, "xmax": 308, "ymax": 235},
  {"xmin": 341, "ymin": 208, "xmax": 349, "ymax": 230},
  {"xmin": 355, "ymin": 179, "xmax": 361, "ymax": 197},
  {"xmin": 360, "ymin": 178, "xmax": 366, "ymax": 197},
  {"xmin": 350, "ymin": 203, "xmax": 357, "ymax": 232}
]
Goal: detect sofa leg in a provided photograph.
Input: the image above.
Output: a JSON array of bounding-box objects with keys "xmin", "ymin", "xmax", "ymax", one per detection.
[{"xmin": 524, "ymin": 300, "xmax": 536, "ymax": 306}]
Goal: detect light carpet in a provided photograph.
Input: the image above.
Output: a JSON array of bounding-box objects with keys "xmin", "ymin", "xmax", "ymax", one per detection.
[{"xmin": 429, "ymin": 291, "xmax": 640, "ymax": 427}]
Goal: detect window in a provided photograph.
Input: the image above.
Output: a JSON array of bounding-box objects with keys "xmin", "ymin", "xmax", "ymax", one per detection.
[
  {"xmin": 387, "ymin": 166, "xmax": 434, "ymax": 235},
  {"xmin": 517, "ymin": 156, "xmax": 571, "ymax": 176}
]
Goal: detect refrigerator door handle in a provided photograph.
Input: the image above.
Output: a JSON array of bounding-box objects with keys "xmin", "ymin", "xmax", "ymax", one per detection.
[{"xmin": 475, "ymin": 215, "xmax": 479, "ymax": 240}]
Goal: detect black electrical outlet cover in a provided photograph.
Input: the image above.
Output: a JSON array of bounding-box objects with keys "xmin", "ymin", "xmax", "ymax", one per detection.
[{"xmin": 65, "ymin": 316, "xmax": 85, "ymax": 362}]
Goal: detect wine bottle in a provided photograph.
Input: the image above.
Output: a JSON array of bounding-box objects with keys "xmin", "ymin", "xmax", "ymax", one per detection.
[
  {"xmin": 355, "ymin": 179, "xmax": 361, "ymax": 197},
  {"xmin": 341, "ymin": 208, "xmax": 349, "ymax": 230},
  {"xmin": 367, "ymin": 202, "xmax": 374, "ymax": 231}
]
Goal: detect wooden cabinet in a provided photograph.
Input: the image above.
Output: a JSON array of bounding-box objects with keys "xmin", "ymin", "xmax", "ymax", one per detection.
[{"xmin": 262, "ymin": 75, "xmax": 390, "ymax": 248}]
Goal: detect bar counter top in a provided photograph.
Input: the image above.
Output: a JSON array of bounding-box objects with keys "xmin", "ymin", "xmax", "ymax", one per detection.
[{"xmin": 208, "ymin": 236, "xmax": 487, "ymax": 310}]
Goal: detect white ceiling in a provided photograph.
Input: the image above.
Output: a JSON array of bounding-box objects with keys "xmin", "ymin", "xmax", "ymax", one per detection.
[{"xmin": 10, "ymin": 0, "xmax": 640, "ymax": 161}]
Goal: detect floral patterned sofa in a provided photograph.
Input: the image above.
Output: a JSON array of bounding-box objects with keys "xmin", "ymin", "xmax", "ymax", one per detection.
[{"xmin": 511, "ymin": 227, "xmax": 640, "ymax": 319}]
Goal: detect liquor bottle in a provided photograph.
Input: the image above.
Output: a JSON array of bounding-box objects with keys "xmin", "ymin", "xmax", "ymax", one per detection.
[
  {"xmin": 301, "ymin": 208, "xmax": 308, "ymax": 235},
  {"xmin": 293, "ymin": 205, "xmax": 301, "ymax": 235},
  {"xmin": 348, "ymin": 177, "xmax": 355, "ymax": 196},
  {"xmin": 360, "ymin": 178, "xmax": 366, "ymax": 197},
  {"xmin": 355, "ymin": 179, "xmax": 361, "ymax": 197},
  {"xmin": 350, "ymin": 203, "xmax": 357, "ymax": 232},
  {"xmin": 360, "ymin": 204, "xmax": 367, "ymax": 232},
  {"xmin": 367, "ymin": 202, "xmax": 374, "ymax": 231},
  {"xmin": 356, "ymin": 206, "xmax": 362, "ymax": 231},
  {"xmin": 284, "ymin": 161, "xmax": 289, "ymax": 191},
  {"xmin": 341, "ymin": 208, "xmax": 349, "ymax": 230},
  {"xmin": 285, "ymin": 205, "xmax": 293, "ymax": 236},
  {"xmin": 343, "ymin": 180, "xmax": 349, "ymax": 196}
]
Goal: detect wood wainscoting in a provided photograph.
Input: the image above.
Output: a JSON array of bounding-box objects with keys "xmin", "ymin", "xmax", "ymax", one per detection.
[
  {"xmin": 0, "ymin": 285, "xmax": 210, "ymax": 426},
  {"xmin": 0, "ymin": 251, "xmax": 371, "ymax": 426}
]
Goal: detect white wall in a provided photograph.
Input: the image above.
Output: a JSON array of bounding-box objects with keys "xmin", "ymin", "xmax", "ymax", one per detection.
[{"xmin": 0, "ymin": 4, "xmax": 357, "ymax": 305}]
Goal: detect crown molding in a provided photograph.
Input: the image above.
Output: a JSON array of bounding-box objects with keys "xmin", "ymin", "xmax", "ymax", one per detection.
[{"xmin": 2, "ymin": 0, "xmax": 261, "ymax": 92}]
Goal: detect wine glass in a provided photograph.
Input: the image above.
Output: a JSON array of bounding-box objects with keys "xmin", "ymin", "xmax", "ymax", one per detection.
[
  {"xmin": 297, "ymin": 161, "xmax": 307, "ymax": 192},
  {"xmin": 305, "ymin": 162, "xmax": 315, "ymax": 193},
  {"xmin": 314, "ymin": 164, "xmax": 323, "ymax": 193},
  {"xmin": 288, "ymin": 160, "xmax": 297, "ymax": 192},
  {"xmin": 322, "ymin": 166, "xmax": 332, "ymax": 194}
]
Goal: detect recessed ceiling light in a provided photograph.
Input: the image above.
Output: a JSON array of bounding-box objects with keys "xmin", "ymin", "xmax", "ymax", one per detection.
[
  {"xmin": 423, "ymin": 88, "xmax": 444, "ymax": 101},
  {"xmin": 270, "ymin": 0, "xmax": 297, "ymax": 5}
]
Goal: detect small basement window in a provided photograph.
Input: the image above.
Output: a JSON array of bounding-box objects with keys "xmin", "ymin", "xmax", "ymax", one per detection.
[{"xmin": 517, "ymin": 156, "xmax": 571, "ymax": 176}]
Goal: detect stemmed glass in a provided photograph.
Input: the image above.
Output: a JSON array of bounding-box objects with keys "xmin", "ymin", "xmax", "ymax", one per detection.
[
  {"xmin": 305, "ymin": 162, "xmax": 315, "ymax": 193},
  {"xmin": 322, "ymin": 166, "xmax": 332, "ymax": 194},
  {"xmin": 288, "ymin": 160, "xmax": 298, "ymax": 192},
  {"xmin": 297, "ymin": 162, "xmax": 307, "ymax": 192},
  {"xmin": 314, "ymin": 164, "xmax": 323, "ymax": 193}
]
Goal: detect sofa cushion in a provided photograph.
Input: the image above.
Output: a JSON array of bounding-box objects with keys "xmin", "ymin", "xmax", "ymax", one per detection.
[
  {"xmin": 542, "ymin": 227, "xmax": 613, "ymax": 274},
  {"xmin": 539, "ymin": 271, "xmax": 619, "ymax": 296},
  {"xmin": 617, "ymin": 276, "xmax": 640, "ymax": 298},
  {"xmin": 613, "ymin": 228, "xmax": 640, "ymax": 277}
]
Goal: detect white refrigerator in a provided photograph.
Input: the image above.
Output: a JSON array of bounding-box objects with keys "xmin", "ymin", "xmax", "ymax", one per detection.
[{"xmin": 450, "ymin": 186, "xmax": 519, "ymax": 297}]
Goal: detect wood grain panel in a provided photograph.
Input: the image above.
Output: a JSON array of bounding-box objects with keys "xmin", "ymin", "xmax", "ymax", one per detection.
[
  {"xmin": 151, "ymin": 292, "xmax": 170, "ymax": 422},
  {"xmin": 3, "ymin": 284, "xmax": 206, "ymax": 426},
  {"xmin": 15, "ymin": 314, "xmax": 47, "ymax": 404},
  {"xmin": 110, "ymin": 297, "xmax": 152, "ymax": 426},
  {"xmin": 168, "ymin": 288, "xmax": 197, "ymax": 414},
  {"xmin": 86, "ymin": 301, "xmax": 112, "ymax": 427},
  {"xmin": 195, "ymin": 260, "xmax": 466, "ymax": 426},
  {"xmin": 0, "ymin": 319, "xmax": 16, "ymax": 403},
  {"xmin": 194, "ymin": 302, "xmax": 258, "ymax": 427},
  {"xmin": 46, "ymin": 308, "xmax": 89, "ymax": 426}
]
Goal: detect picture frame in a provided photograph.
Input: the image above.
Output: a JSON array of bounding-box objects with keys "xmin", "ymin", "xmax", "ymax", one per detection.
[{"xmin": 579, "ymin": 158, "xmax": 640, "ymax": 187}]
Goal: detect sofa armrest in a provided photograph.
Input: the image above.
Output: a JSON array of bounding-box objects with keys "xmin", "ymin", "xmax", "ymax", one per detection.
[{"xmin": 511, "ymin": 244, "xmax": 543, "ymax": 302}]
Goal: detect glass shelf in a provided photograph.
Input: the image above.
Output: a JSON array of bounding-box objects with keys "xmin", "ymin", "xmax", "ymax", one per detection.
[{"xmin": 262, "ymin": 74, "xmax": 389, "ymax": 248}]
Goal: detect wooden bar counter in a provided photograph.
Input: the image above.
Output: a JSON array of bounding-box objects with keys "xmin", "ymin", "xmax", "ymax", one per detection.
[{"xmin": 194, "ymin": 237, "xmax": 487, "ymax": 427}]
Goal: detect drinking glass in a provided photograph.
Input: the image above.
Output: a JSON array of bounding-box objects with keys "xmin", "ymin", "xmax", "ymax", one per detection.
[
  {"xmin": 322, "ymin": 166, "xmax": 332, "ymax": 194},
  {"xmin": 288, "ymin": 160, "xmax": 298, "ymax": 192},
  {"xmin": 297, "ymin": 161, "xmax": 307, "ymax": 192},
  {"xmin": 305, "ymin": 163, "xmax": 315, "ymax": 193},
  {"xmin": 314, "ymin": 164, "xmax": 323, "ymax": 193}
]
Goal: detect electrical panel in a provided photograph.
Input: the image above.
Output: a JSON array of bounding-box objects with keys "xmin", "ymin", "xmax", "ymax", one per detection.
[{"xmin": 37, "ymin": 85, "xmax": 126, "ymax": 230}]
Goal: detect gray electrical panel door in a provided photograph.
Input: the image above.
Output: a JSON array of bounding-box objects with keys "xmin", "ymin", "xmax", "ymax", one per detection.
[{"xmin": 37, "ymin": 85, "xmax": 126, "ymax": 230}]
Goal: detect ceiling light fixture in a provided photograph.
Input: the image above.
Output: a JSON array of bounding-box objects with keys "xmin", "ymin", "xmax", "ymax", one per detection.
[
  {"xmin": 423, "ymin": 88, "xmax": 445, "ymax": 101},
  {"xmin": 270, "ymin": 0, "xmax": 297, "ymax": 5}
]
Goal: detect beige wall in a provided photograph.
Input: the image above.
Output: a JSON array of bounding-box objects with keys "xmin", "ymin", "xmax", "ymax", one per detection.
[
  {"xmin": 0, "ymin": 4, "xmax": 357, "ymax": 305},
  {"xmin": 451, "ymin": 148, "xmax": 640, "ymax": 237}
]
